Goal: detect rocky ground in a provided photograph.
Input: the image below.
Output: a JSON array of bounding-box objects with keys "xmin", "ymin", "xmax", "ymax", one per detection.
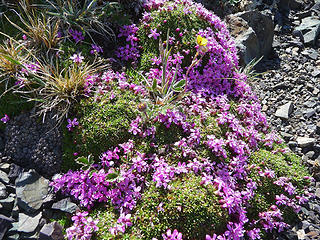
[
  {"xmin": 249, "ymin": 1, "xmax": 320, "ymax": 239},
  {"xmin": 0, "ymin": 0, "xmax": 320, "ymax": 239}
]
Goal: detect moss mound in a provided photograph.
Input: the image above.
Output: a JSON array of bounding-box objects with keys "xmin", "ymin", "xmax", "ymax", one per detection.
[
  {"xmin": 135, "ymin": 175, "xmax": 229, "ymax": 240},
  {"xmin": 73, "ymin": 89, "xmax": 140, "ymax": 159}
]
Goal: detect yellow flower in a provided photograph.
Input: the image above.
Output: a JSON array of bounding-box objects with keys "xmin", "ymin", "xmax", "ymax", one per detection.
[{"xmin": 197, "ymin": 35, "xmax": 208, "ymax": 47}]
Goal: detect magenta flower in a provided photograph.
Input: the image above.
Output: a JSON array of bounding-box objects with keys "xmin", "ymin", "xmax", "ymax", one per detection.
[
  {"xmin": 1, "ymin": 114, "xmax": 9, "ymax": 123},
  {"xmin": 148, "ymin": 29, "xmax": 160, "ymax": 40},
  {"xmin": 162, "ymin": 229, "xmax": 183, "ymax": 240}
]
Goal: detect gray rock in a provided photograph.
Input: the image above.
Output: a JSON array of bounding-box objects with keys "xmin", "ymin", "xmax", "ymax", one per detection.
[
  {"xmin": 304, "ymin": 109, "xmax": 316, "ymax": 118},
  {"xmin": 16, "ymin": 170, "xmax": 49, "ymax": 213},
  {"xmin": 301, "ymin": 49, "xmax": 319, "ymax": 60},
  {"xmin": 39, "ymin": 222, "xmax": 64, "ymax": 240},
  {"xmin": 275, "ymin": 102, "xmax": 294, "ymax": 119},
  {"xmin": 294, "ymin": 17, "xmax": 320, "ymax": 46},
  {"xmin": 297, "ymin": 137, "xmax": 317, "ymax": 147},
  {"xmin": 0, "ymin": 182, "xmax": 7, "ymax": 200},
  {"xmin": 0, "ymin": 193, "xmax": 15, "ymax": 212},
  {"xmin": 51, "ymin": 198, "xmax": 79, "ymax": 214},
  {"xmin": 311, "ymin": 69, "xmax": 320, "ymax": 77},
  {"xmin": 226, "ymin": 15, "xmax": 259, "ymax": 66},
  {"xmin": 0, "ymin": 214, "xmax": 14, "ymax": 240},
  {"xmin": 0, "ymin": 170, "xmax": 9, "ymax": 185},
  {"xmin": 18, "ymin": 212, "xmax": 42, "ymax": 234},
  {"xmin": 226, "ymin": 10, "xmax": 274, "ymax": 65}
]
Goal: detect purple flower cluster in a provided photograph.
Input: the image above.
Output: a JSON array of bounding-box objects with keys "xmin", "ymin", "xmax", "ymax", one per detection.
[
  {"xmin": 69, "ymin": 29, "xmax": 85, "ymax": 43},
  {"xmin": 66, "ymin": 211, "xmax": 99, "ymax": 240},
  {"xmin": 116, "ymin": 24, "xmax": 140, "ymax": 62}
]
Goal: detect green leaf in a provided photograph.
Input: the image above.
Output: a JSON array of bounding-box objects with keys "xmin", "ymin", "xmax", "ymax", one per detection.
[
  {"xmin": 152, "ymin": 78, "xmax": 157, "ymax": 91},
  {"xmin": 106, "ymin": 172, "xmax": 119, "ymax": 182},
  {"xmin": 2, "ymin": 55, "xmax": 21, "ymax": 66},
  {"xmin": 75, "ymin": 156, "xmax": 89, "ymax": 165},
  {"xmin": 173, "ymin": 79, "xmax": 186, "ymax": 89}
]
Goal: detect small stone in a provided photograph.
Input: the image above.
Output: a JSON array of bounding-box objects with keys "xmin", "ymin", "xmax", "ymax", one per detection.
[
  {"xmin": 304, "ymin": 109, "xmax": 316, "ymax": 118},
  {"xmin": 18, "ymin": 212, "xmax": 42, "ymax": 234},
  {"xmin": 297, "ymin": 137, "xmax": 316, "ymax": 147},
  {"xmin": 275, "ymin": 102, "xmax": 294, "ymax": 119},
  {"xmin": 52, "ymin": 198, "xmax": 79, "ymax": 214},
  {"xmin": 0, "ymin": 182, "xmax": 7, "ymax": 200},
  {"xmin": 0, "ymin": 170, "xmax": 9, "ymax": 185},
  {"xmin": 297, "ymin": 229, "xmax": 306, "ymax": 239},
  {"xmin": 312, "ymin": 69, "xmax": 320, "ymax": 77},
  {"xmin": 0, "ymin": 163, "xmax": 10, "ymax": 173},
  {"xmin": 39, "ymin": 222, "xmax": 64, "ymax": 240},
  {"xmin": 306, "ymin": 231, "xmax": 320, "ymax": 238},
  {"xmin": 262, "ymin": 105, "xmax": 268, "ymax": 112}
]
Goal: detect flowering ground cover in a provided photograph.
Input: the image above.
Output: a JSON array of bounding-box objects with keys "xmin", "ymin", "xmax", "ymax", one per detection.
[{"xmin": 0, "ymin": 0, "xmax": 314, "ymax": 239}]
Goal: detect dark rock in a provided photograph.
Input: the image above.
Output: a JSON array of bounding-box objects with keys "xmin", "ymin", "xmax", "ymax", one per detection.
[
  {"xmin": 18, "ymin": 212, "xmax": 42, "ymax": 234},
  {"xmin": 0, "ymin": 193, "xmax": 15, "ymax": 213},
  {"xmin": 226, "ymin": 15, "xmax": 259, "ymax": 66},
  {"xmin": 4, "ymin": 110, "xmax": 62, "ymax": 178},
  {"xmin": 234, "ymin": 10, "xmax": 274, "ymax": 60},
  {"xmin": 8, "ymin": 164, "xmax": 23, "ymax": 183},
  {"xmin": 51, "ymin": 198, "xmax": 79, "ymax": 214},
  {"xmin": 275, "ymin": 102, "xmax": 294, "ymax": 119},
  {"xmin": 39, "ymin": 222, "xmax": 64, "ymax": 240},
  {"xmin": 282, "ymin": 228, "xmax": 299, "ymax": 240},
  {"xmin": 16, "ymin": 170, "xmax": 49, "ymax": 213},
  {"xmin": 0, "ymin": 214, "xmax": 14, "ymax": 240}
]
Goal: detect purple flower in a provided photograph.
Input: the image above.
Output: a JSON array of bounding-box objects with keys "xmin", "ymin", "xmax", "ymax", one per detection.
[
  {"xmin": 66, "ymin": 118, "xmax": 79, "ymax": 131},
  {"xmin": 148, "ymin": 29, "xmax": 160, "ymax": 40},
  {"xmin": 90, "ymin": 44, "xmax": 103, "ymax": 55},
  {"xmin": 69, "ymin": 29, "xmax": 85, "ymax": 43},
  {"xmin": 70, "ymin": 53, "xmax": 84, "ymax": 64},
  {"xmin": 1, "ymin": 114, "xmax": 9, "ymax": 123}
]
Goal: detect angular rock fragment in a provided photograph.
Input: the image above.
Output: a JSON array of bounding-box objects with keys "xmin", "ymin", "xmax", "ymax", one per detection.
[
  {"xmin": 16, "ymin": 170, "xmax": 49, "ymax": 213},
  {"xmin": 275, "ymin": 102, "xmax": 294, "ymax": 119},
  {"xmin": 39, "ymin": 222, "xmax": 64, "ymax": 240}
]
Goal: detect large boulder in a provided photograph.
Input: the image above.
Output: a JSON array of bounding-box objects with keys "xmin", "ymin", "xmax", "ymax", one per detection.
[{"xmin": 226, "ymin": 10, "xmax": 274, "ymax": 65}]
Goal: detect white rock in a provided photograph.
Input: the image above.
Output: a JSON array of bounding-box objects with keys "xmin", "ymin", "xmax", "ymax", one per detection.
[{"xmin": 296, "ymin": 137, "xmax": 316, "ymax": 147}]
